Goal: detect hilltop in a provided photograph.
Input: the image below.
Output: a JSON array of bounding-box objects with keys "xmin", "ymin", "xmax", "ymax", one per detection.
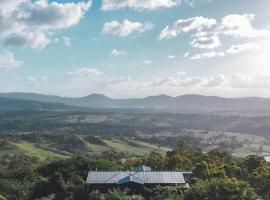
[{"xmin": 1, "ymin": 92, "xmax": 270, "ymax": 112}]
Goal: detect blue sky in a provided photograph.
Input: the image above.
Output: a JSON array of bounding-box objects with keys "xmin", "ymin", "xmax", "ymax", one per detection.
[{"xmin": 0, "ymin": 0, "xmax": 270, "ymax": 98}]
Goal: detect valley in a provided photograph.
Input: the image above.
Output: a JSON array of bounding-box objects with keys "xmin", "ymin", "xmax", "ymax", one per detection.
[{"xmin": 1, "ymin": 105, "xmax": 270, "ymax": 159}]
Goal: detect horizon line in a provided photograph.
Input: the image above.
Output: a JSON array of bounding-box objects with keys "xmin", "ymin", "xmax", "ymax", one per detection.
[{"xmin": 0, "ymin": 91, "xmax": 269, "ymax": 100}]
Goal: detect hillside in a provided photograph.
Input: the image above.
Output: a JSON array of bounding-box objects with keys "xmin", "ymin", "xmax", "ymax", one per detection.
[
  {"xmin": 1, "ymin": 137, "xmax": 270, "ymax": 200},
  {"xmin": 1, "ymin": 92, "xmax": 270, "ymax": 112},
  {"xmin": 0, "ymin": 134, "xmax": 171, "ymax": 159},
  {"xmin": 0, "ymin": 96, "xmax": 75, "ymax": 111},
  {"xmin": 1, "ymin": 110, "xmax": 270, "ymax": 157}
]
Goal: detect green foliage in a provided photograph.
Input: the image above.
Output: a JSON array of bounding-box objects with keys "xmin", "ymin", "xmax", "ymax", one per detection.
[
  {"xmin": 1, "ymin": 139, "xmax": 270, "ymax": 200},
  {"xmin": 143, "ymin": 151, "xmax": 165, "ymax": 170},
  {"xmin": 105, "ymin": 189, "xmax": 131, "ymax": 200},
  {"xmin": 184, "ymin": 178, "xmax": 262, "ymax": 200},
  {"xmin": 193, "ymin": 161, "xmax": 210, "ymax": 179},
  {"xmin": 150, "ymin": 185, "xmax": 184, "ymax": 200},
  {"xmin": 89, "ymin": 190, "xmax": 103, "ymax": 200}
]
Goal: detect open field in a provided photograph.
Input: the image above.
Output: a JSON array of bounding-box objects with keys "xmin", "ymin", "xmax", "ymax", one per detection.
[
  {"xmin": 1, "ymin": 129, "xmax": 270, "ymax": 160},
  {"xmin": 0, "ymin": 141, "xmax": 69, "ymax": 161},
  {"xmin": 12, "ymin": 142, "xmax": 69, "ymax": 161},
  {"xmin": 0, "ymin": 135, "xmax": 173, "ymax": 160}
]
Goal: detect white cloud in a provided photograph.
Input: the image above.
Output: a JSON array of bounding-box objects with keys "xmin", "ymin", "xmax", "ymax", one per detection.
[
  {"xmin": 150, "ymin": 76, "xmax": 205, "ymax": 87},
  {"xmin": 101, "ymin": 0, "xmax": 211, "ymax": 11},
  {"xmin": 0, "ymin": 0, "xmax": 91, "ymax": 49},
  {"xmin": 101, "ymin": 0, "xmax": 181, "ymax": 11},
  {"xmin": 227, "ymin": 43, "xmax": 261, "ymax": 54},
  {"xmin": 221, "ymin": 14, "xmax": 270, "ymax": 38},
  {"xmin": 0, "ymin": 0, "xmax": 28, "ymax": 15},
  {"xmin": 3, "ymin": 32, "xmax": 50, "ymax": 50},
  {"xmin": 159, "ymin": 14, "xmax": 270, "ymax": 52},
  {"xmin": 28, "ymin": 76, "xmax": 47, "ymax": 82},
  {"xmin": 190, "ymin": 51, "xmax": 225, "ymax": 60},
  {"xmin": 103, "ymin": 77, "xmax": 131, "ymax": 85},
  {"xmin": 149, "ymin": 73, "xmax": 270, "ymax": 91},
  {"xmin": 23, "ymin": 1, "xmax": 92, "ymax": 30},
  {"xmin": 189, "ymin": 42, "xmax": 262, "ymax": 60},
  {"xmin": 27, "ymin": 75, "xmax": 47, "ymax": 88},
  {"xmin": 203, "ymin": 74, "xmax": 228, "ymax": 87},
  {"xmin": 63, "ymin": 36, "xmax": 71, "ymax": 47},
  {"xmin": 160, "ymin": 14, "xmax": 269, "ymax": 40},
  {"xmin": 183, "ymin": 51, "xmax": 190, "ymax": 57},
  {"xmin": 184, "ymin": 0, "xmax": 195, "ymax": 7},
  {"xmin": 165, "ymin": 55, "xmax": 176, "ymax": 59},
  {"xmin": 144, "ymin": 60, "xmax": 153, "ymax": 65},
  {"xmin": 177, "ymin": 71, "xmax": 187, "ymax": 76},
  {"xmin": 67, "ymin": 68, "xmax": 102, "ymax": 79},
  {"xmin": 0, "ymin": 51, "xmax": 23, "ymax": 69},
  {"xmin": 159, "ymin": 16, "xmax": 217, "ymax": 40},
  {"xmin": 184, "ymin": 0, "xmax": 212, "ymax": 7},
  {"xmin": 190, "ymin": 35, "xmax": 221, "ymax": 49},
  {"xmin": 103, "ymin": 19, "xmax": 153, "ymax": 37},
  {"xmin": 111, "ymin": 49, "xmax": 126, "ymax": 57},
  {"xmin": 229, "ymin": 74, "xmax": 270, "ymax": 89}
]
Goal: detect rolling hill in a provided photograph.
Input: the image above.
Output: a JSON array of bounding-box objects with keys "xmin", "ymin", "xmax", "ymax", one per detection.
[
  {"xmin": 1, "ymin": 92, "xmax": 270, "ymax": 112},
  {"xmin": 0, "ymin": 96, "xmax": 75, "ymax": 111}
]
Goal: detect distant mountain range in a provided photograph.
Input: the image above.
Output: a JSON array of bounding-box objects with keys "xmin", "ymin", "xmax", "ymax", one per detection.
[
  {"xmin": 0, "ymin": 96, "xmax": 73, "ymax": 111},
  {"xmin": 1, "ymin": 92, "xmax": 270, "ymax": 112}
]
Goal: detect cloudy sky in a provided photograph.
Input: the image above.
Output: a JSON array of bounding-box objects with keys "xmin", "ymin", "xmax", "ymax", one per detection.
[{"xmin": 1, "ymin": 0, "xmax": 270, "ymax": 98}]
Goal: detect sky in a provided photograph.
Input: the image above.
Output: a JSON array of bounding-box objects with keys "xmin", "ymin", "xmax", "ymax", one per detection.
[{"xmin": 0, "ymin": 0, "xmax": 270, "ymax": 98}]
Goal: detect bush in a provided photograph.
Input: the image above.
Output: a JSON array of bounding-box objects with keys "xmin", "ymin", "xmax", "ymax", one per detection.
[
  {"xmin": 184, "ymin": 178, "xmax": 262, "ymax": 200},
  {"xmin": 105, "ymin": 189, "xmax": 131, "ymax": 200}
]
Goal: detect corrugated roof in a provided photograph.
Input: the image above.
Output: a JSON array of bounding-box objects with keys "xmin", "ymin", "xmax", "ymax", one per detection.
[
  {"xmin": 86, "ymin": 171, "xmax": 186, "ymax": 184},
  {"xmin": 118, "ymin": 175, "xmax": 144, "ymax": 185}
]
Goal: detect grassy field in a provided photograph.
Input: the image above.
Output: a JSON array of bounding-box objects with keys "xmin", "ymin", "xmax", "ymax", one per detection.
[
  {"xmin": 88, "ymin": 143, "xmax": 110, "ymax": 153},
  {"xmin": 103, "ymin": 139, "xmax": 150, "ymax": 155},
  {"xmin": 12, "ymin": 142, "xmax": 69, "ymax": 161},
  {"xmin": 124, "ymin": 139, "xmax": 172, "ymax": 154},
  {"xmin": 0, "ymin": 136, "xmax": 173, "ymax": 161},
  {"xmin": 2, "ymin": 129, "xmax": 269, "ymax": 160}
]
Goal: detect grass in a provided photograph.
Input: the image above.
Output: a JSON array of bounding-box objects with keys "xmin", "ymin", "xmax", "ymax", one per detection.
[
  {"xmin": 0, "ymin": 148, "xmax": 20, "ymax": 157},
  {"xmin": 126, "ymin": 139, "xmax": 172, "ymax": 154},
  {"xmin": 4, "ymin": 129, "xmax": 267, "ymax": 159},
  {"xmin": 176, "ymin": 130, "xmax": 270, "ymax": 158},
  {"xmin": 88, "ymin": 143, "xmax": 110, "ymax": 153},
  {"xmin": 103, "ymin": 139, "xmax": 150, "ymax": 155},
  {"xmin": 0, "ymin": 136, "xmax": 172, "ymax": 159},
  {"xmin": 12, "ymin": 142, "xmax": 69, "ymax": 161}
]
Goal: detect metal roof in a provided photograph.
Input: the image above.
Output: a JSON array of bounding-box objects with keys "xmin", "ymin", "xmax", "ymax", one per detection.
[
  {"xmin": 118, "ymin": 175, "xmax": 144, "ymax": 185},
  {"xmin": 86, "ymin": 171, "xmax": 186, "ymax": 184}
]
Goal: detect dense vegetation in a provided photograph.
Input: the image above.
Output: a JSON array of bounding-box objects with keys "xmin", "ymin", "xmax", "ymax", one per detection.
[
  {"xmin": 2, "ymin": 110, "xmax": 270, "ymax": 137},
  {"xmin": 1, "ymin": 109, "xmax": 270, "ymax": 157},
  {"xmin": 1, "ymin": 140, "xmax": 270, "ymax": 200},
  {"xmin": 1, "ymin": 108, "xmax": 270, "ymax": 199}
]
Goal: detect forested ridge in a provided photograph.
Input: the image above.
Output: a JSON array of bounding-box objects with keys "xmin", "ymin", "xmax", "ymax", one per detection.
[{"xmin": 1, "ymin": 140, "xmax": 270, "ymax": 200}]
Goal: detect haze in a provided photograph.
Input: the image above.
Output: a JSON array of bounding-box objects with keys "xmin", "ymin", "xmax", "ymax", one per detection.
[{"xmin": 0, "ymin": 0, "xmax": 270, "ymax": 98}]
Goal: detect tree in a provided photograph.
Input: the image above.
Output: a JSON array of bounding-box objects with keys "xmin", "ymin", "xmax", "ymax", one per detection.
[
  {"xmin": 105, "ymin": 189, "xmax": 131, "ymax": 200},
  {"xmin": 193, "ymin": 161, "xmax": 210, "ymax": 179},
  {"xmin": 49, "ymin": 172, "xmax": 66, "ymax": 193},
  {"xmin": 184, "ymin": 178, "xmax": 262, "ymax": 200},
  {"xmin": 144, "ymin": 152, "xmax": 165, "ymax": 170},
  {"xmin": 176, "ymin": 139, "xmax": 191, "ymax": 153}
]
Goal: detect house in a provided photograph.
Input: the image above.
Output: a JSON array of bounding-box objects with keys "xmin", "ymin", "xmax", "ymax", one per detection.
[{"xmin": 86, "ymin": 166, "xmax": 192, "ymax": 191}]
